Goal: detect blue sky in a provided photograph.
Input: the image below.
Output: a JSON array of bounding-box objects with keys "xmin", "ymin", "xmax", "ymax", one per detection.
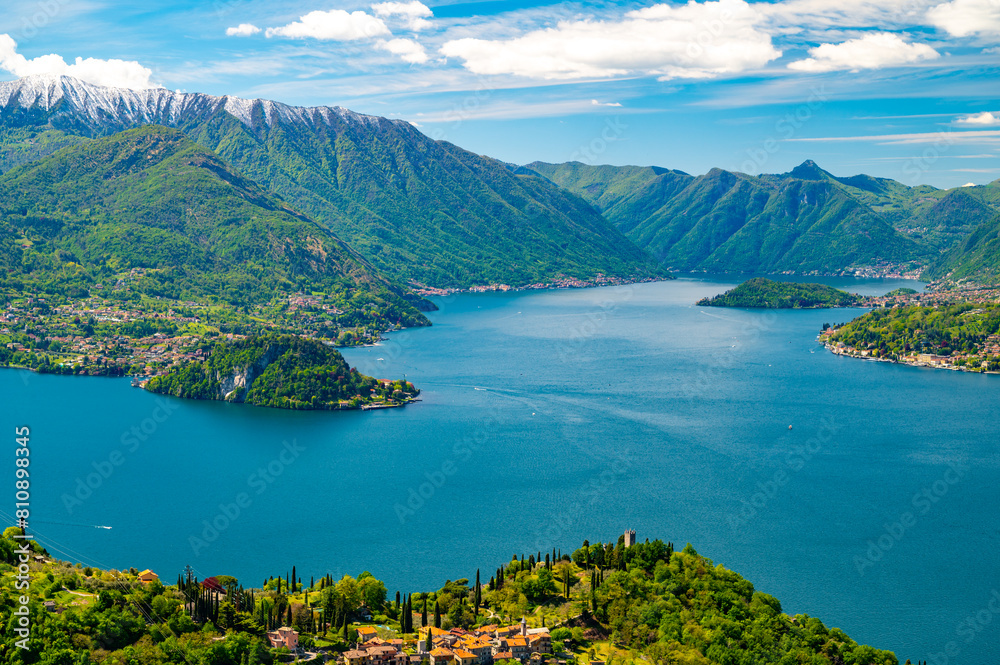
[{"xmin": 0, "ymin": 0, "xmax": 997, "ymax": 187}]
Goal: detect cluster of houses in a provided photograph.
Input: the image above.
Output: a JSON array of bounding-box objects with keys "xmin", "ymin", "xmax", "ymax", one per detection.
[{"xmin": 267, "ymin": 618, "xmax": 553, "ymax": 664}]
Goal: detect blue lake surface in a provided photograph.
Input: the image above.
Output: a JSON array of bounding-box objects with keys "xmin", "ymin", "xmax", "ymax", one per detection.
[{"xmin": 5, "ymin": 275, "xmax": 1000, "ymax": 663}]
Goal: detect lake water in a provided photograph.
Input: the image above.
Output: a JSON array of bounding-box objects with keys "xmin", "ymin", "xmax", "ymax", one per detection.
[{"xmin": 6, "ymin": 275, "xmax": 1000, "ymax": 664}]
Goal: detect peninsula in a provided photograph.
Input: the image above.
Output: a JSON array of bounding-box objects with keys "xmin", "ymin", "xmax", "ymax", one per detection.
[{"xmin": 144, "ymin": 334, "xmax": 418, "ymax": 410}]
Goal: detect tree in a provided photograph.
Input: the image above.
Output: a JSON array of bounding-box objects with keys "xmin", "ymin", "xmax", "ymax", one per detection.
[
  {"xmin": 434, "ymin": 600, "xmax": 441, "ymax": 628},
  {"xmin": 421, "ymin": 595, "xmax": 428, "ymax": 627}
]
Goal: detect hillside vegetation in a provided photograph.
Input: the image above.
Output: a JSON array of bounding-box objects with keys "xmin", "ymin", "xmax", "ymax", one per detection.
[
  {"xmin": 146, "ymin": 334, "xmax": 417, "ymax": 409},
  {"xmin": 0, "ymin": 529, "xmax": 899, "ymax": 665},
  {"xmin": 697, "ymin": 278, "xmax": 862, "ymax": 308},
  {"xmin": 0, "ymin": 125, "xmax": 429, "ymax": 333},
  {"xmin": 527, "ymin": 160, "xmax": 1000, "ymax": 279}
]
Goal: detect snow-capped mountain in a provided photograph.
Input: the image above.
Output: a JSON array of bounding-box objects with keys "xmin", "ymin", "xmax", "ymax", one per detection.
[
  {"xmin": 0, "ymin": 74, "xmax": 400, "ymax": 134},
  {"xmin": 0, "ymin": 74, "xmax": 661, "ymax": 289}
]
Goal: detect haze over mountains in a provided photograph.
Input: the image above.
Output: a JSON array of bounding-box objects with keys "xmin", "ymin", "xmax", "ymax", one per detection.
[{"xmin": 1, "ymin": 74, "xmax": 999, "ymax": 293}]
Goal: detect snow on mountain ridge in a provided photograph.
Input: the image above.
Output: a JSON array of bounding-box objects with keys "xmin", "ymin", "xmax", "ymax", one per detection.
[{"xmin": 0, "ymin": 74, "xmax": 399, "ymax": 131}]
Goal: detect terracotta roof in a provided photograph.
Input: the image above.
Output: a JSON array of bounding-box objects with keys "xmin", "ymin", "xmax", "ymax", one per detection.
[
  {"xmin": 453, "ymin": 651, "xmax": 476, "ymax": 659},
  {"xmin": 430, "ymin": 648, "xmax": 454, "ymax": 658}
]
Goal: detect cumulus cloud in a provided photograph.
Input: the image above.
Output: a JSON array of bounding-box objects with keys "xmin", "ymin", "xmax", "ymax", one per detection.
[
  {"xmin": 226, "ymin": 23, "xmax": 261, "ymax": 37},
  {"xmin": 956, "ymin": 111, "xmax": 1000, "ymax": 126},
  {"xmin": 592, "ymin": 99, "xmax": 622, "ymax": 107},
  {"xmin": 376, "ymin": 38, "xmax": 429, "ymax": 63},
  {"xmin": 440, "ymin": 0, "xmax": 780, "ymax": 80},
  {"xmin": 372, "ymin": 1, "xmax": 433, "ymax": 31},
  {"xmin": 265, "ymin": 10, "xmax": 390, "ymax": 41},
  {"xmin": 0, "ymin": 34, "xmax": 159, "ymax": 89},
  {"xmin": 787, "ymin": 32, "xmax": 939, "ymax": 72},
  {"xmin": 927, "ymin": 0, "xmax": 1000, "ymax": 37}
]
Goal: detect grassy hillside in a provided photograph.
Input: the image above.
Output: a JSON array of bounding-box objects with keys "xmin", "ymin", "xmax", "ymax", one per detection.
[{"xmin": 0, "ymin": 126, "xmax": 429, "ymax": 331}]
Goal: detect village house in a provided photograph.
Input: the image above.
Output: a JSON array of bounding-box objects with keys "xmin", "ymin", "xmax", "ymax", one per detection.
[
  {"xmin": 137, "ymin": 569, "xmax": 159, "ymax": 584},
  {"xmin": 267, "ymin": 626, "xmax": 299, "ymax": 650}
]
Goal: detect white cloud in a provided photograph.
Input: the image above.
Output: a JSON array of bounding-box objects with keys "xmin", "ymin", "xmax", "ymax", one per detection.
[
  {"xmin": 226, "ymin": 23, "xmax": 261, "ymax": 37},
  {"xmin": 789, "ymin": 129, "xmax": 1000, "ymax": 145},
  {"xmin": 591, "ymin": 99, "xmax": 622, "ymax": 107},
  {"xmin": 439, "ymin": 0, "xmax": 780, "ymax": 80},
  {"xmin": 376, "ymin": 38, "xmax": 429, "ymax": 64},
  {"xmin": 962, "ymin": 182, "xmax": 977, "ymax": 186},
  {"xmin": 927, "ymin": 0, "xmax": 1000, "ymax": 37},
  {"xmin": 372, "ymin": 1, "xmax": 433, "ymax": 31},
  {"xmin": 956, "ymin": 111, "xmax": 1000, "ymax": 126},
  {"xmin": 758, "ymin": 0, "xmax": 940, "ymax": 34},
  {"xmin": 787, "ymin": 32, "xmax": 939, "ymax": 72},
  {"xmin": 0, "ymin": 34, "xmax": 159, "ymax": 89},
  {"xmin": 265, "ymin": 10, "xmax": 390, "ymax": 41}
]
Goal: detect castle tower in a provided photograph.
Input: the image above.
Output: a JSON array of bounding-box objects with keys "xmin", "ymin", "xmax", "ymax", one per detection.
[
  {"xmin": 624, "ymin": 529, "xmax": 636, "ymax": 547},
  {"xmin": 520, "ymin": 616, "xmax": 527, "ymax": 636}
]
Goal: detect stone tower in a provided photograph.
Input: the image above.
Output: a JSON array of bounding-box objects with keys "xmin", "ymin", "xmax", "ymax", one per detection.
[{"xmin": 624, "ymin": 529, "xmax": 636, "ymax": 547}]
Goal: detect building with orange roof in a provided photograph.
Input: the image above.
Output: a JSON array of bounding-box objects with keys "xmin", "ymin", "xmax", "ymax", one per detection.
[
  {"xmin": 137, "ymin": 569, "xmax": 159, "ymax": 584},
  {"xmin": 344, "ymin": 650, "xmax": 368, "ymax": 665},
  {"xmin": 430, "ymin": 648, "xmax": 455, "ymax": 665},
  {"xmin": 357, "ymin": 626, "xmax": 380, "ymax": 642},
  {"xmin": 452, "ymin": 650, "xmax": 478, "ymax": 665}
]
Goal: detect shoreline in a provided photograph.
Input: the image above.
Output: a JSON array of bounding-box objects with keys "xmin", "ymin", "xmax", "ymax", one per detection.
[
  {"xmin": 409, "ymin": 274, "xmax": 669, "ymax": 297},
  {"xmin": 822, "ymin": 343, "xmax": 999, "ymax": 375}
]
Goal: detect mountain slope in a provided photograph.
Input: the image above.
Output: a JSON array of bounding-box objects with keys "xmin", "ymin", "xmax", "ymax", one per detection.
[
  {"xmin": 528, "ymin": 160, "xmax": 1000, "ymax": 278},
  {"xmin": 0, "ymin": 75, "xmax": 663, "ymax": 288},
  {"xmin": 0, "ymin": 125, "xmax": 429, "ymax": 327}
]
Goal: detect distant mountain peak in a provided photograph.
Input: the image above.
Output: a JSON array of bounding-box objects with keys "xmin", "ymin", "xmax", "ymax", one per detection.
[
  {"xmin": 786, "ymin": 159, "xmax": 835, "ymax": 181},
  {"xmin": 0, "ymin": 74, "xmax": 403, "ymax": 133}
]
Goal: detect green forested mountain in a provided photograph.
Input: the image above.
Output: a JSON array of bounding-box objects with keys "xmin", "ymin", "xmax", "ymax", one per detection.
[
  {"xmin": 146, "ymin": 334, "xmax": 417, "ymax": 409},
  {"xmin": 924, "ymin": 211, "xmax": 1000, "ymax": 283},
  {"xmin": 0, "ymin": 75, "xmax": 663, "ymax": 288},
  {"xmin": 0, "ymin": 125, "xmax": 429, "ymax": 328},
  {"xmin": 527, "ymin": 160, "xmax": 1000, "ymax": 278},
  {"xmin": 697, "ymin": 277, "xmax": 861, "ymax": 308}
]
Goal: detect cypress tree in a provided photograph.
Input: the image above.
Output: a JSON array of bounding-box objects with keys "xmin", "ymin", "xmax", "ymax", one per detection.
[
  {"xmin": 343, "ymin": 612, "xmax": 349, "ymax": 641},
  {"xmin": 421, "ymin": 595, "xmax": 428, "ymax": 627},
  {"xmin": 310, "ymin": 576, "xmax": 314, "ymax": 590},
  {"xmin": 396, "ymin": 591, "xmax": 401, "ymax": 612},
  {"xmin": 434, "ymin": 600, "xmax": 441, "ymax": 628},
  {"xmin": 292, "ymin": 566, "xmax": 296, "ymax": 591}
]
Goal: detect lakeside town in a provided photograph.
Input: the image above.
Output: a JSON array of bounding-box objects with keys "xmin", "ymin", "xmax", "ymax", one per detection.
[
  {"xmin": 0, "ymin": 289, "xmax": 403, "ymax": 379},
  {"xmin": 820, "ymin": 285, "xmax": 1000, "ymax": 373},
  {"xmin": 4, "ymin": 530, "xmax": 686, "ymax": 665}
]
